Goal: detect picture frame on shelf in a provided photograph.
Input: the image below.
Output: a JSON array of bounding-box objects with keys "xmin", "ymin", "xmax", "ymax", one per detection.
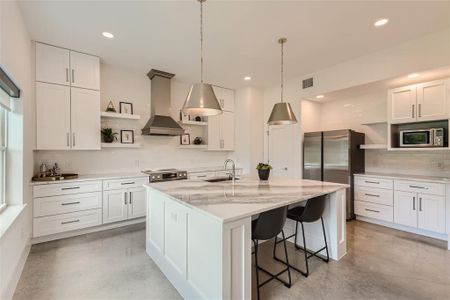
[
  {"xmin": 119, "ymin": 102, "xmax": 133, "ymax": 115},
  {"xmin": 180, "ymin": 133, "xmax": 190, "ymax": 145},
  {"xmin": 180, "ymin": 111, "xmax": 190, "ymax": 122},
  {"xmin": 120, "ymin": 130, "xmax": 135, "ymax": 144}
]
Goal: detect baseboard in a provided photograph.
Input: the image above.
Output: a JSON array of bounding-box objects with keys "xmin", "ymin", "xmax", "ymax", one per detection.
[
  {"xmin": 31, "ymin": 218, "xmax": 145, "ymax": 244},
  {"xmin": 2, "ymin": 243, "xmax": 31, "ymax": 300}
]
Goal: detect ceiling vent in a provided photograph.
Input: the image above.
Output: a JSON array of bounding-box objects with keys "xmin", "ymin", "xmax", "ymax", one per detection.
[{"xmin": 302, "ymin": 77, "xmax": 314, "ymax": 89}]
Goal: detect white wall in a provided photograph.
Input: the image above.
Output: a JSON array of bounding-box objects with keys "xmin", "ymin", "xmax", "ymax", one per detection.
[
  {"xmin": 34, "ymin": 64, "xmax": 263, "ymax": 174},
  {"xmin": 0, "ymin": 0, "xmax": 33, "ymax": 299}
]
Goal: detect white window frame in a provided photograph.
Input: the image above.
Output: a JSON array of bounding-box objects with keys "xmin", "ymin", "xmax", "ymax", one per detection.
[{"xmin": 0, "ymin": 106, "xmax": 7, "ymax": 214}]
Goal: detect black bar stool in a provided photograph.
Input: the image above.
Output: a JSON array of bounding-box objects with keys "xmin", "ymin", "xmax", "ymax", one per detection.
[
  {"xmin": 273, "ymin": 195, "xmax": 329, "ymax": 277},
  {"xmin": 252, "ymin": 206, "xmax": 291, "ymax": 300}
]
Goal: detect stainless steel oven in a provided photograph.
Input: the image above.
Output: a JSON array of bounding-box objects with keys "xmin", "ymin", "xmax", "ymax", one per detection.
[{"xmin": 400, "ymin": 128, "xmax": 444, "ymax": 147}]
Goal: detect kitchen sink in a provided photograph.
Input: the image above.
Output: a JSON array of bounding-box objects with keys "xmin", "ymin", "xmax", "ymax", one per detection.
[{"xmin": 204, "ymin": 177, "xmax": 240, "ymax": 183}]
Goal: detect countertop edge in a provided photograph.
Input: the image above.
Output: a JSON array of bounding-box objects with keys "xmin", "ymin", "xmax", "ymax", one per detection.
[{"xmin": 30, "ymin": 173, "xmax": 148, "ymax": 186}]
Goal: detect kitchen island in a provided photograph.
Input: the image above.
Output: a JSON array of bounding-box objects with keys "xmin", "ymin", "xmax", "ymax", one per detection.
[{"xmin": 145, "ymin": 177, "xmax": 347, "ymax": 300}]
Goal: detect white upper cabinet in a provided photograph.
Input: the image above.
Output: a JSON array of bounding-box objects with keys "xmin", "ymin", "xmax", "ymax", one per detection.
[
  {"xmin": 221, "ymin": 111, "xmax": 235, "ymax": 151},
  {"xmin": 389, "ymin": 79, "xmax": 449, "ymax": 124},
  {"xmin": 70, "ymin": 51, "xmax": 100, "ymax": 90},
  {"xmin": 389, "ymin": 85, "xmax": 417, "ymax": 124},
  {"xmin": 208, "ymin": 111, "xmax": 235, "ymax": 151},
  {"xmin": 36, "ymin": 43, "xmax": 70, "ymax": 86},
  {"xmin": 70, "ymin": 87, "xmax": 101, "ymax": 150},
  {"xmin": 36, "ymin": 82, "xmax": 71, "ymax": 150},
  {"xmin": 213, "ymin": 86, "xmax": 234, "ymax": 112},
  {"xmin": 416, "ymin": 79, "xmax": 449, "ymax": 122}
]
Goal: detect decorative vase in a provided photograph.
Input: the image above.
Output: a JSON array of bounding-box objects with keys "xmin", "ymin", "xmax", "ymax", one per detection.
[
  {"xmin": 193, "ymin": 137, "xmax": 203, "ymax": 145},
  {"xmin": 258, "ymin": 169, "xmax": 270, "ymax": 180}
]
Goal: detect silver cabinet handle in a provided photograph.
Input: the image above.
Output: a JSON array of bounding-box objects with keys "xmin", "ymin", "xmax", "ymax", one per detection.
[
  {"xmin": 66, "ymin": 68, "xmax": 69, "ymax": 82},
  {"xmin": 67, "ymin": 132, "xmax": 70, "ymax": 147},
  {"xmin": 412, "ymin": 104, "xmax": 415, "ymax": 118},
  {"xmin": 409, "ymin": 185, "xmax": 426, "ymax": 189},
  {"xmin": 418, "ymin": 104, "xmax": 422, "ymax": 118},
  {"xmin": 129, "ymin": 192, "xmax": 133, "ymax": 204},
  {"xmin": 61, "ymin": 201, "xmax": 80, "ymax": 206},
  {"xmin": 365, "ymin": 180, "xmax": 379, "ymax": 184},
  {"xmin": 124, "ymin": 192, "xmax": 127, "ymax": 205},
  {"xmin": 72, "ymin": 132, "xmax": 76, "ymax": 147},
  {"xmin": 419, "ymin": 197, "xmax": 422, "ymax": 212},
  {"xmin": 71, "ymin": 69, "xmax": 75, "ymax": 83},
  {"xmin": 365, "ymin": 208, "xmax": 380, "ymax": 213},
  {"xmin": 61, "ymin": 186, "xmax": 80, "ymax": 190},
  {"xmin": 61, "ymin": 219, "xmax": 80, "ymax": 225},
  {"xmin": 197, "ymin": 175, "xmax": 207, "ymax": 178},
  {"xmin": 365, "ymin": 193, "xmax": 380, "ymax": 197},
  {"xmin": 121, "ymin": 182, "xmax": 135, "ymax": 185},
  {"xmin": 413, "ymin": 196, "xmax": 416, "ymax": 210}
]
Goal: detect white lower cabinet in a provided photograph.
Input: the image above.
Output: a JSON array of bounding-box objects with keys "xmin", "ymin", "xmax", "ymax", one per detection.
[
  {"xmin": 103, "ymin": 187, "xmax": 146, "ymax": 224},
  {"xmin": 393, "ymin": 191, "xmax": 418, "ymax": 228},
  {"xmin": 417, "ymin": 194, "xmax": 446, "ymax": 233}
]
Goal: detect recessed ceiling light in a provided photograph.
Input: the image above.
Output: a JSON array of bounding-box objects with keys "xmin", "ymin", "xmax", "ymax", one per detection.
[
  {"xmin": 374, "ymin": 18, "xmax": 389, "ymax": 27},
  {"xmin": 102, "ymin": 32, "xmax": 114, "ymax": 39},
  {"xmin": 407, "ymin": 73, "xmax": 420, "ymax": 78},
  {"xmin": 244, "ymin": 76, "xmax": 251, "ymax": 81},
  {"xmin": 316, "ymin": 95, "xmax": 324, "ymax": 99}
]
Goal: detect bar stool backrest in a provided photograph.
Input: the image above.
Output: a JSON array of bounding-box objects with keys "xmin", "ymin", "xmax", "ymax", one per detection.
[
  {"xmin": 253, "ymin": 206, "xmax": 288, "ymax": 240},
  {"xmin": 300, "ymin": 195, "xmax": 327, "ymax": 223}
]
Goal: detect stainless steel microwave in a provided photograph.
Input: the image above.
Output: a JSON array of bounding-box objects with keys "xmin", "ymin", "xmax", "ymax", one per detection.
[{"xmin": 400, "ymin": 128, "xmax": 444, "ymax": 147}]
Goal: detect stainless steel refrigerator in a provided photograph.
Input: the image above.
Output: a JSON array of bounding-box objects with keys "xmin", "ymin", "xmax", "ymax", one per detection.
[{"xmin": 303, "ymin": 129, "xmax": 365, "ymax": 220}]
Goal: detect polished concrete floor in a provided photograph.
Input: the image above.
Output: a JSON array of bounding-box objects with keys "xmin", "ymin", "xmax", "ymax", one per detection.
[{"xmin": 13, "ymin": 221, "xmax": 450, "ymax": 300}]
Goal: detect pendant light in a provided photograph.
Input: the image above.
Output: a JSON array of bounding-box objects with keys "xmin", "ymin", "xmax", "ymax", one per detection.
[
  {"xmin": 182, "ymin": 0, "xmax": 222, "ymax": 116},
  {"xmin": 267, "ymin": 38, "xmax": 297, "ymax": 125}
]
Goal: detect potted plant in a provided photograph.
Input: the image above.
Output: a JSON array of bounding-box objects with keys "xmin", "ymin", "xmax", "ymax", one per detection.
[
  {"xmin": 256, "ymin": 163, "xmax": 272, "ymax": 180},
  {"xmin": 101, "ymin": 128, "xmax": 118, "ymax": 143}
]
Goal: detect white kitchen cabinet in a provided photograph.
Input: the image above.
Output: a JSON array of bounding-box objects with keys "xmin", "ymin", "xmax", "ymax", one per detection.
[
  {"xmin": 103, "ymin": 189, "xmax": 128, "ymax": 224},
  {"xmin": 213, "ymin": 86, "xmax": 234, "ymax": 112},
  {"xmin": 70, "ymin": 87, "xmax": 101, "ymax": 150},
  {"xmin": 36, "ymin": 82, "xmax": 71, "ymax": 150},
  {"xmin": 128, "ymin": 187, "xmax": 146, "ymax": 219},
  {"xmin": 417, "ymin": 194, "xmax": 446, "ymax": 233},
  {"xmin": 164, "ymin": 199, "xmax": 187, "ymax": 275},
  {"xmin": 36, "ymin": 43, "xmax": 70, "ymax": 86},
  {"xmin": 389, "ymin": 85, "xmax": 417, "ymax": 124},
  {"xmin": 393, "ymin": 190, "xmax": 417, "ymax": 228},
  {"xmin": 389, "ymin": 79, "xmax": 449, "ymax": 124},
  {"xmin": 207, "ymin": 111, "xmax": 234, "ymax": 151},
  {"xmin": 416, "ymin": 79, "xmax": 449, "ymax": 122},
  {"xmin": 70, "ymin": 51, "xmax": 100, "ymax": 90}
]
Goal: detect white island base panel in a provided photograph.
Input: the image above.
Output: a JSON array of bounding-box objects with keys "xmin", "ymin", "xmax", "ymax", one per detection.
[{"xmin": 146, "ymin": 187, "xmax": 346, "ymax": 300}]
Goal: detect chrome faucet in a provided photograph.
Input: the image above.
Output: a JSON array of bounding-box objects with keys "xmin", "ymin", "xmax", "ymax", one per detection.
[{"xmin": 224, "ymin": 159, "xmax": 236, "ymax": 183}]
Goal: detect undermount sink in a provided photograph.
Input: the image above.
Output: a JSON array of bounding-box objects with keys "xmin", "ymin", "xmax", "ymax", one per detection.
[{"xmin": 204, "ymin": 177, "xmax": 240, "ymax": 183}]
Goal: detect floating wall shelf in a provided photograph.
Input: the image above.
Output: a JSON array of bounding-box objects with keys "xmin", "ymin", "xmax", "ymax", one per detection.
[
  {"xmin": 178, "ymin": 144, "xmax": 208, "ymax": 149},
  {"xmin": 101, "ymin": 112, "xmax": 141, "ymax": 120},
  {"xmin": 180, "ymin": 120, "xmax": 208, "ymax": 126},
  {"xmin": 360, "ymin": 144, "xmax": 387, "ymax": 150},
  {"xmin": 101, "ymin": 143, "xmax": 141, "ymax": 149}
]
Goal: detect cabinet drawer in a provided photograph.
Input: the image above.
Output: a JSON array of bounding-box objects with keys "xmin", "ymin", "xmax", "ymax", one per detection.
[
  {"xmin": 394, "ymin": 180, "xmax": 445, "ymax": 196},
  {"xmin": 103, "ymin": 177, "xmax": 147, "ymax": 191},
  {"xmin": 188, "ymin": 172, "xmax": 216, "ymax": 179},
  {"xmin": 33, "ymin": 180, "xmax": 102, "ymax": 198},
  {"xmin": 34, "ymin": 192, "xmax": 102, "ymax": 217},
  {"xmin": 33, "ymin": 208, "xmax": 102, "ymax": 237},
  {"xmin": 355, "ymin": 201, "xmax": 393, "ymax": 222},
  {"xmin": 354, "ymin": 176, "xmax": 393, "ymax": 190},
  {"xmin": 354, "ymin": 187, "xmax": 393, "ymax": 206}
]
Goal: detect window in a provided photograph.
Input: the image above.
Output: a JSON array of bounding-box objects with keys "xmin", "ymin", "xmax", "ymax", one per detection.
[{"xmin": 0, "ymin": 106, "xmax": 6, "ymax": 212}]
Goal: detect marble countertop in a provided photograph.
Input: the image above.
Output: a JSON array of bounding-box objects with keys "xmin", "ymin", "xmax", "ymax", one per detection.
[
  {"xmin": 30, "ymin": 172, "xmax": 148, "ymax": 186},
  {"xmin": 145, "ymin": 176, "xmax": 347, "ymax": 223},
  {"xmin": 355, "ymin": 172, "xmax": 450, "ymax": 184}
]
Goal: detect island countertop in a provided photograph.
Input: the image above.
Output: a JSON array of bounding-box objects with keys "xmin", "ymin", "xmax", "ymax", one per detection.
[{"xmin": 145, "ymin": 176, "xmax": 347, "ymax": 223}]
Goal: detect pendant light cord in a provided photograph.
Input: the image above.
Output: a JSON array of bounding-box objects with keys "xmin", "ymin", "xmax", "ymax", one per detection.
[
  {"xmin": 280, "ymin": 40, "xmax": 284, "ymax": 102},
  {"xmin": 200, "ymin": 0, "xmax": 204, "ymax": 83}
]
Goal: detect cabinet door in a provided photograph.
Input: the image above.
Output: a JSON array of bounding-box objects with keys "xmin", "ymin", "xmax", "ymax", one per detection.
[
  {"xmin": 221, "ymin": 88, "xmax": 235, "ymax": 112},
  {"xmin": 103, "ymin": 189, "xmax": 128, "ymax": 224},
  {"xmin": 207, "ymin": 114, "xmax": 221, "ymax": 151},
  {"xmin": 418, "ymin": 194, "xmax": 446, "ymax": 233},
  {"xmin": 416, "ymin": 79, "xmax": 449, "ymax": 122},
  {"xmin": 70, "ymin": 87, "xmax": 101, "ymax": 150},
  {"xmin": 393, "ymin": 191, "xmax": 417, "ymax": 228},
  {"xmin": 221, "ymin": 111, "xmax": 234, "ymax": 151},
  {"xmin": 389, "ymin": 86, "xmax": 417, "ymax": 124},
  {"xmin": 70, "ymin": 51, "xmax": 100, "ymax": 90},
  {"xmin": 36, "ymin": 82, "xmax": 71, "ymax": 150},
  {"xmin": 36, "ymin": 43, "xmax": 70, "ymax": 86},
  {"xmin": 128, "ymin": 187, "xmax": 146, "ymax": 219},
  {"xmin": 164, "ymin": 199, "xmax": 187, "ymax": 276}
]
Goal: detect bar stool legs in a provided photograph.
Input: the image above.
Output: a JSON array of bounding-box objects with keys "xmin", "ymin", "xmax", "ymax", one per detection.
[
  {"xmin": 253, "ymin": 230, "xmax": 291, "ymax": 300},
  {"xmin": 273, "ymin": 217, "xmax": 329, "ymax": 278}
]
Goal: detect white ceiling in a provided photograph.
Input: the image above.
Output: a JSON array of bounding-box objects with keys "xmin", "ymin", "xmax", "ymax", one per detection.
[{"xmin": 19, "ymin": 1, "xmax": 450, "ymax": 89}]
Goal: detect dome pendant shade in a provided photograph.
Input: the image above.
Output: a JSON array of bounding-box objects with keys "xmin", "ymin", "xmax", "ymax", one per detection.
[
  {"xmin": 267, "ymin": 102, "xmax": 297, "ymax": 125},
  {"xmin": 182, "ymin": 83, "xmax": 222, "ymax": 116}
]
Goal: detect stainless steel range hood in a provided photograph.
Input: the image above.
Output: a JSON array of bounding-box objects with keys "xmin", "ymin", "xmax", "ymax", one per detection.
[{"xmin": 141, "ymin": 69, "xmax": 185, "ymax": 136}]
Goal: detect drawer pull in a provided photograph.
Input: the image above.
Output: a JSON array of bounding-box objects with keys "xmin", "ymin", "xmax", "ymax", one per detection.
[
  {"xmin": 365, "ymin": 181, "xmax": 379, "ymax": 184},
  {"xmin": 196, "ymin": 175, "xmax": 207, "ymax": 178},
  {"xmin": 61, "ymin": 219, "xmax": 80, "ymax": 225},
  {"xmin": 409, "ymin": 185, "xmax": 427, "ymax": 190},
  {"xmin": 365, "ymin": 193, "xmax": 380, "ymax": 197},
  {"xmin": 121, "ymin": 182, "xmax": 136, "ymax": 185},
  {"xmin": 365, "ymin": 208, "xmax": 380, "ymax": 213},
  {"xmin": 61, "ymin": 186, "xmax": 80, "ymax": 190},
  {"xmin": 61, "ymin": 201, "xmax": 80, "ymax": 206}
]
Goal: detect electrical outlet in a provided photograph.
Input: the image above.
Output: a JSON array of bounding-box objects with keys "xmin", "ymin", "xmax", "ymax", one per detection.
[{"xmin": 134, "ymin": 160, "xmax": 140, "ymax": 168}]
